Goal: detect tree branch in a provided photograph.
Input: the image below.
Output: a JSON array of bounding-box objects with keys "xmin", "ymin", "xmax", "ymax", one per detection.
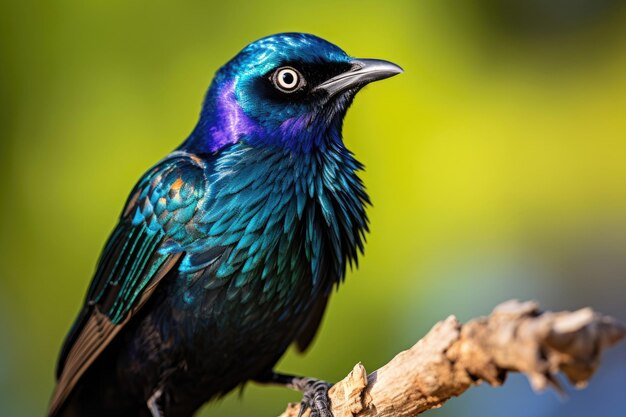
[{"xmin": 278, "ymin": 300, "xmax": 625, "ymax": 417}]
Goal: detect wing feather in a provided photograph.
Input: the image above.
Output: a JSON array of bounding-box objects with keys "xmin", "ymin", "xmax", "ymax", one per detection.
[{"xmin": 48, "ymin": 152, "xmax": 207, "ymax": 417}]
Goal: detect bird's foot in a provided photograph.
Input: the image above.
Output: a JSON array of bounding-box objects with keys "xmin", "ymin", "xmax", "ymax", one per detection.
[
  {"xmin": 289, "ymin": 377, "xmax": 333, "ymax": 417},
  {"xmin": 252, "ymin": 371, "xmax": 333, "ymax": 416}
]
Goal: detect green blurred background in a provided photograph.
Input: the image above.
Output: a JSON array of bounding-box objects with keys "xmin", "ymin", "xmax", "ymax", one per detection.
[{"xmin": 1, "ymin": 1, "xmax": 626, "ymax": 416}]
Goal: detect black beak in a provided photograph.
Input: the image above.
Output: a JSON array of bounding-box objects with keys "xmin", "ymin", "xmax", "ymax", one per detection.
[{"xmin": 314, "ymin": 58, "xmax": 403, "ymax": 96}]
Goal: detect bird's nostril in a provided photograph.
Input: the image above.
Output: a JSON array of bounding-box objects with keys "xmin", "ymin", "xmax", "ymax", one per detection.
[{"xmin": 351, "ymin": 62, "xmax": 364, "ymax": 71}]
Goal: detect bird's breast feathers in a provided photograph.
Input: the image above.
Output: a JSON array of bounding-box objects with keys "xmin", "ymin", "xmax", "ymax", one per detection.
[{"xmin": 170, "ymin": 142, "xmax": 369, "ymax": 300}]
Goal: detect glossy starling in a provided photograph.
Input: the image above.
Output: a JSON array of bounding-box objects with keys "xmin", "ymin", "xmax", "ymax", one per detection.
[{"xmin": 48, "ymin": 33, "xmax": 402, "ymax": 417}]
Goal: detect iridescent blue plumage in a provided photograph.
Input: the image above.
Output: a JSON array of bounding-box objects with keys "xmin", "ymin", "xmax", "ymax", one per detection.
[{"xmin": 49, "ymin": 33, "xmax": 401, "ymax": 417}]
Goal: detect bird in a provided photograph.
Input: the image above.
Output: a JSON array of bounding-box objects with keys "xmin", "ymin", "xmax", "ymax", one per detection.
[{"xmin": 48, "ymin": 32, "xmax": 402, "ymax": 417}]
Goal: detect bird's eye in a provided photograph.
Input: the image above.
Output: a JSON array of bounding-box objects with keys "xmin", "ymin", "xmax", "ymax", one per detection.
[{"xmin": 272, "ymin": 67, "xmax": 304, "ymax": 93}]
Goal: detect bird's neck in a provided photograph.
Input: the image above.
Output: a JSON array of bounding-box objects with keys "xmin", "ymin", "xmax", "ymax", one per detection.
[{"xmin": 183, "ymin": 80, "xmax": 255, "ymax": 154}]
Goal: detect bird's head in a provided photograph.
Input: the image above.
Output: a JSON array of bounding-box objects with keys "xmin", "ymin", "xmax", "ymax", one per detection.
[{"xmin": 189, "ymin": 33, "xmax": 402, "ymax": 153}]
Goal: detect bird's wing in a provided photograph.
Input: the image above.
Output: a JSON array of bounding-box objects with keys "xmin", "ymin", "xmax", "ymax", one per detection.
[{"xmin": 48, "ymin": 151, "xmax": 208, "ymax": 417}]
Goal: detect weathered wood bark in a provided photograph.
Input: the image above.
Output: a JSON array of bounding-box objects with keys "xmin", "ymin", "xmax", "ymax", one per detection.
[{"xmin": 277, "ymin": 300, "xmax": 625, "ymax": 417}]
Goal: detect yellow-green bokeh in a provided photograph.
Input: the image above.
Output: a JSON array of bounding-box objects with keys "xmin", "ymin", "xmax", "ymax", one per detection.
[{"xmin": 1, "ymin": 1, "xmax": 625, "ymax": 416}]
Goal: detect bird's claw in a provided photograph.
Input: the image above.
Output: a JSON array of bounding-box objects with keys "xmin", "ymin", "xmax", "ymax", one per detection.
[
  {"xmin": 292, "ymin": 378, "xmax": 333, "ymax": 417},
  {"xmin": 147, "ymin": 388, "xmax": 165, "ymax": 417}
]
